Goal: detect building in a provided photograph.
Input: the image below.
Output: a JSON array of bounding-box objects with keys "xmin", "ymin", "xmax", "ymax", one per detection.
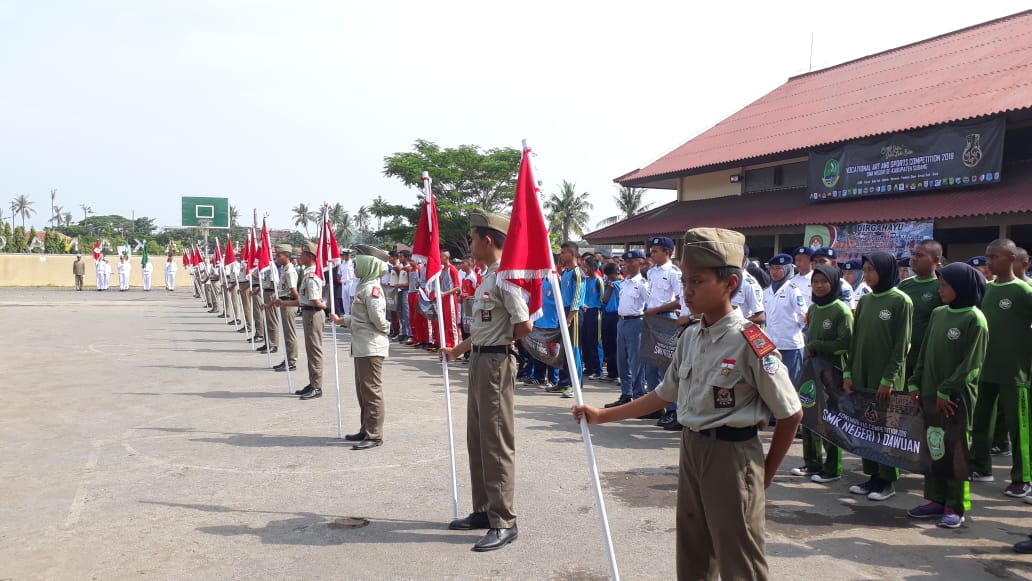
[{"xmin": 586, "ymin": 11, "xmax": 1032, "ymax": 263}]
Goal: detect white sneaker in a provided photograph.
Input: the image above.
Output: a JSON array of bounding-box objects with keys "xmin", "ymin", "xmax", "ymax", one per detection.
[
  {"xmin": 867, "ymin": 483, "xmax": 896, "ymax": 501},
  {"xmin": 970, "ymin": 471, "xmax": 995, "ymax": 482},
  {"xmin": 1023, "ymin": 495, "xmax": 1032, "ymax": 505}
]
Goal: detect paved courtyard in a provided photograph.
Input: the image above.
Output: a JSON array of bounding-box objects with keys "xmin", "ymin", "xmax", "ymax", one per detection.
[{"xmin": 2, "ymin": 287, "xmax": 1032, "ymax": 580}]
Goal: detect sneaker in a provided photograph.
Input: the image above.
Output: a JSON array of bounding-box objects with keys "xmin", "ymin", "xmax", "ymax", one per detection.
[
  {"xmin": 1024, "ymin": 495, "xmax": 1032, "ymax": 505},
  {"xmin": 811, "ymin": 471, "xmax": 841, "ymax": 484},
  {"xmin": 536, "ymin": 379, "xmax": 555, "ymax": 389},
  {"xmin": 545, "ymin": 384, "xmax": 569, "ymax": 393},
  {"xmin": 991, "ymin": 446, "xmax": 1012, "ymax": 457},
  {"xmin": 937, "ymin": 508, "xmax": 964, "ymax": 529},
  {"xmin": 790, "ymin": 466, "xmax": 820, "ymax": 477},
  {"xmin": 867, "ymin": 482, "xmax": 896, "ymax": 501},
  {"xmin": 1004, "ymin": 482, "xmax": 1032, "ymax": 498},
  {"xmin": 970, "ymin": 471, "xmax": 995, "ymax": 483},
  {"xmin": 555, "ymin": 387, "xmax": 573, "ymax": 397},
  {"xmin": 907, "ymin": 501, "xmax": 945, "ymax": 519},
  {"xmin": 849, "ymin": 477, "xmax": 878, "ymax": 495}
]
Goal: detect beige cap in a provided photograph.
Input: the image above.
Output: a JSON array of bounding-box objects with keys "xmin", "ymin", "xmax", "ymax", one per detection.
[
  {"xmin": 681, "ymin": 227, "xmax": 746, "ymax": 269},
  {"xmin": 275, "ymin": 243, "xmax": 293, "ymax": 254},
  {"xmin": 301, "ymin": 241, "xmax": 318, "ymax": 255},
  {"xmin": 469, "ymin": 210, "xmax": 510, "ymax": 233},
  {"xmin": 354, "ymin": 243, "xmax": 389, "ymax": 262}
]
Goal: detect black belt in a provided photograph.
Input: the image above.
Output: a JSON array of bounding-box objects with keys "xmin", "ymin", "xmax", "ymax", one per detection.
[
  {"xmin": 620, "ymin": 315, "xmax": 642, "ymax": 320},
  {"xmin": 278, "ymin": 296, "xmax": 292, "ymax": 301},
  {"xmin": 691, "ymin": 426, "xmax": 758, "ymax": 442},
  {"xmin": 471, "ymin": 344, "xmax": 514, "ymax": 354},
  {"xmin": 301, "ymin": 306, "xmax": 321, "ymax": 312},
  {"xmin": 263, "ymin": 287, "xmax": 275, "ymax": 291}
]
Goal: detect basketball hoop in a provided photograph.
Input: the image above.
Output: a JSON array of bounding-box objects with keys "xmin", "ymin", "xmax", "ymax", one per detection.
[{"xmin": 198, "ymin": 218, "xmax": 213, "ymax": 229}]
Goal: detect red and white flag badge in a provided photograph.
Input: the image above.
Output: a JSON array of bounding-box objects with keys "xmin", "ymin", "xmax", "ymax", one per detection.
[{"xmin": 720, "ymin": 359, "xmax": 735, "ymax": 376}]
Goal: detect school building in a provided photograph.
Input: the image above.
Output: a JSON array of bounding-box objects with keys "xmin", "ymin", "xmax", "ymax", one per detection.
[{"xmin": 585, "ymin": 10, "xmax": 1032, "ymax": 263}]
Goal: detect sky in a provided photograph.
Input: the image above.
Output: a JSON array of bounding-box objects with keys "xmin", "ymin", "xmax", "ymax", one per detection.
[{"xmin": 1, "ymin": 1, "xmax": 1026, "ymax": 233}]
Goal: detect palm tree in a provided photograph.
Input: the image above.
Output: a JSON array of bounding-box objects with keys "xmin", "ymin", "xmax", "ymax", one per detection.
[
  {"xmin": 50, "ymin": 205, "xmax": 64, "ymax": 226},
  {"xmin": 336, "ymin": 212, "xmax": 353, "ymax": 246},
  {"xmin": 62, "ymin": 212, "xmax": 73, "ymax": 227},
  {"xmin": 595, "ymin": 186, "xmax": 655, "ymax": 229},
  {"xmin": 292, "ymin": 203, "xmax": 315, "ymax": 237},
  {"xmin": 369, "ymin": 196, "xmax": 389, "ymax": 230},
  {"xmin": 49, "ymin": 189, "xmax": 57, "ymax": 225},
  {"xmin": 355, "ymin": 205, "xmax": 370, "ymax": 232},
  {"xmin": 229, "ymin": 205, "xmax": 240, "ymax": 228},
  {"xmin": 544, "ymin": 180, "xmax": 593, "ymax": 243},
  {"xmin": 11, "ymin": 194, "xmax": 35, "ymax": 230},
  {"xmin": 80, "ymin": 204, "xmax": 93, "ymax": 224},
  {"xmin": 328, "ymin": 203, "xmax": 347, "ymax": 229}
]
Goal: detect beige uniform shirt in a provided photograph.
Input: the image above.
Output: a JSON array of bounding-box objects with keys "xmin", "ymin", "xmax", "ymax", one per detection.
[
  {"xmin": 298, "ymin": 266, "xmax": 325, "ymax": 306},
  {"xmin": 73, "ymin": 260, "xmax": 86, "ymax": 276},
  {"xmin": 470, "ymin": 261, "xmax": 530, "ymax": 347},
  {"xmin": 347, "ymin": 280, "xmax": 390, "ymax": 358},
  {"xmin": 655, "ymin": 309, "xmax": 801, "ymax": 431},
  {"xmin": 277, "ymin": 264, "xmax": 298, "ymax": 299}
]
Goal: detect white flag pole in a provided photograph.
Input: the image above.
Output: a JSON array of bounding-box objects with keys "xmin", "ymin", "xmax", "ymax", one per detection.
[
  {"xmin": 424, "ymin": 171, "xmax": 460, "ymax": 520},
  {"xmin": 528, "ymin": 137, "xmax": 619, "ymax": 580},
  {"xmin": 267, "ymin": 224, "xmax": 294, "ymax": 390},
  {"xmin": 324, "ymin": 206, "xmax": 345, "ymax": 440}
]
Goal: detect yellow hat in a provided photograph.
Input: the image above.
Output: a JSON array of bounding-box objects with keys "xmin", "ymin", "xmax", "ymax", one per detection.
[
  {"xmin": 274, "ymin": 243, "xmax": 293, "ymax": 254},
  {"xmin": 681, "ymin": 228, "xmax": 746, "ymax": 268},
  {"xmin": 469, "ymin": 210, "xmax": 510, "ymax": 233}
]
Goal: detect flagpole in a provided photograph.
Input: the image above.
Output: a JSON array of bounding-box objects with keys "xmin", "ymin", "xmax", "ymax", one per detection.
[
  {"xmin": 266, "ymin": 225, "xmax": 295, "ymax": 390},
  {"xmin": 323, "ymin": 205, "xmax": 345, "ymax": 439}
]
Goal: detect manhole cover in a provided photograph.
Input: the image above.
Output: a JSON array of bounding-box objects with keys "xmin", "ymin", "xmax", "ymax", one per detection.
[{"xmin": 328, "ymin": 517, "xmax": 370, "ymax": 529}]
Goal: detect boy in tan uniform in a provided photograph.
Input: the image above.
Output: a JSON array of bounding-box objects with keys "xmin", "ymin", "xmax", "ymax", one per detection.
[{"xmin": 573, "ymin": 227, "xmax": 802, "ymax": 581}]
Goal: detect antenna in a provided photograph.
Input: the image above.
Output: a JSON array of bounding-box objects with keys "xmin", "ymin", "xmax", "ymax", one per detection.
[{"xmin": 809, "ymin": 32, "xmax": 814, "ymax": 72}]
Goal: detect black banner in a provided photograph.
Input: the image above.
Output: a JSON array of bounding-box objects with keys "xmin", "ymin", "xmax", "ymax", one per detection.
[
  {"xmin": 809, "ymin": 117, "xmax": 1005, "ymax": 203},
  {"xmin": 519, "ymin": 326, "xmax": 566, "ymax": 369},
  {"xmin": 799, "ymin": 358, "xmax": 969, "ymax": 479},
  {"xmin": 639, "ymin": 315, "xmax": 680, "ymax": 368}
]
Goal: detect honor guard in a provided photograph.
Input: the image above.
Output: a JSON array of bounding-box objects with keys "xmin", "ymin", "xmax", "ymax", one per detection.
[
  {"xmin": 276, "ymin": 242, "xmax": 327, "ymax": 400},
  {"xmin": 255, "ymin": 247, "xmax": 280, "ymax": 354},
  {"xmin": 273, "ymin": 244, "xmax": 299, "ymax": 372}
]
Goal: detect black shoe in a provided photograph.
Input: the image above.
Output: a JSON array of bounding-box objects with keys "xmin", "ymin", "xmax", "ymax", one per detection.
[
  {"xmin": 472, "ymin": 526, "xmax": 518, "ymax": 552},
  {"xmin": 227, "ymin": 320, "xmax": 236, "ymax": 325},
  {"xmin": 448, "ymin": 512, "xmax": 490, "ymax": 531},
  {"xmin": 344, "ymin": 431, "xmax": 368, "ymax": 442},
  {"xmin": 275, "ymin": 364, "xmax": 296, "ymax": 372},
  {"xmin": 273, "ymin": 361, "xmax": 288, "ymax": 370},
  {"xmin": 256, "ymin": 345, "xmax": 270, "ymax": 353},
  {"xmin": 294, "ymin": 385, "xmax": 313, "ymax": 396},
  {"xmin": 352, "ymin": 439, "xmax": 383, "ymax": 450},
  {"xmin": 663, "ymin": 420, "xmax": 684, "ymax": 431},
  {"xmin": 237, "ymin": 327, "xmax": 248, "ymax": 333},
  {"xmin": 604, "ymin": 395, "xmax": 632, "ymax": 409},
  {"xmin": 217, "ymin": 314, "xmax": 227, "ymax": 318},
  {"xmin": 1015, "ymin": 540, "xmax": 1032, "ymax": 554},
  {"xmin": 637, "ymin": 410, "xmax": 664, "ymax": 420},
  {"xmin": 657, "ymin": 411, "xmax": 677, "ymax": 427},
  {"xmin": 299, "ymin": 387, "xmax": 322, "ymax": 400},
  {"xmin": 253, "ymin": 335, "xmax": 264, "ymax": 341},
  {"xmin": 248, "ymin": 337, "xmax": 264, "ymax": 344},
  {"xmin": 266, "ymin": 347, "xmax": 278, "ymax": 354}
]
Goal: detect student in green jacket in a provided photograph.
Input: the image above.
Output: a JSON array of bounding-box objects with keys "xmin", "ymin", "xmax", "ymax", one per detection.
[
  {"xmin": 897, "ymin": 240, "xmax": 944, "ymax": 374},
  {"xmin": 906, "ymin": 262, "xmax": 988, "ymax": 528},
  {"xmin": 796, "ymin": 264, "xmax": 852, "ymax": 484},
  {"xmin": 969, "ymin": 239, "xmax": 1032, "ymax": 498},
  {"xmin": 843, "ymin": 251, "xmax": 913, "ymax": 501}
]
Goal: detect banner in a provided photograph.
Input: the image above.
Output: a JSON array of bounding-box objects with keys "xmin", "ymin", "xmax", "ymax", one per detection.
[
  {"xmin": 809, "ymin": 117, "xmax": 1005, "ymax": 202},
  {"xmin": 639, "ymin": 315, "xmax": 680, "ymax": 368},
  {"xmin": 805, "ymin": 221, "xmax": 933, "ymax": 262},
  {"xmin": 520, "ymin": 326, "xmax": 565, "ymax": 369},
  {"xmin": 799, "ymin": 358, "xmax": 969, "ymax": 479}
]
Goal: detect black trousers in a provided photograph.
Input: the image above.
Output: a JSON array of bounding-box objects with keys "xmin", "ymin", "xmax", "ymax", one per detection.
[{"xmin": 601, "ymin": 311, "xmax": 619, "ymax": 379}]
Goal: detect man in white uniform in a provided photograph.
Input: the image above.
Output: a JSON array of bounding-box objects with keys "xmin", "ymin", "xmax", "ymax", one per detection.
[
  {"xmin": 643, "ymin": 236, "xmax": 682, "ymax": 430},
  {"xmin": 142, "ymin": 257, "xmax": 154, "ymax": 291},
  {"xmin": 840, "ymin": 259, "xmax": 870, "ymax": 308},
  {"xmin": 338, "ymin": 249, "xmax": 356, "ymax": 316},
  {"xmin": 790, "ymin": 246, "xmax": 814, "ymax": 307},
  {"xmin": 164, "ymin": 255, "xmax": 178, "ymax": 291},
  {"xmin": 117, "ymin": 254, "xmax": 131, "ymax": 291},
  {"xmin": 763, "ymin": 254, "xmax": 808, "ymax": 384}
]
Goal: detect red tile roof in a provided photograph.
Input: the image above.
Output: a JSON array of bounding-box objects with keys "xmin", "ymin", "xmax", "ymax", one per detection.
[
  {"xmin": 587, "ymin": 162, "xmax": 1032, "ymax": 243},
  {"xmin": 618, "ymin": 11, "xmax": 1032, "ymax": 187}
]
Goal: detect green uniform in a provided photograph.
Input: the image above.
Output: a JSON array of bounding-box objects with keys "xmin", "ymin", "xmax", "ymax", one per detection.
[
  {"xmin": 804, "ymin": 299, "xmax": 853, "ymax": 475},
  {"xmin": 906, "ymin": 305, "xmax": 987, "ymax": 514},
  {"xmin": 970, "ymin": 280, "xmax": 1032, "ymax": 483},
  {"xmin": 844, "ymin": 288, "xmax": 913, "ymax": 482},
  {"xmin": 897, "ymin": 276, "xmax": 943, "ymax": 373}
]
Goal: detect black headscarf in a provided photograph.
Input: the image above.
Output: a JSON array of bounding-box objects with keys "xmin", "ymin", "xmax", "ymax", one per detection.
[
  {"xmin": 862, "ymin": 252, "xmax": 899, "ymax": 293},
  {"xmin": 811, "ymin": 264, "xmax": 842, "ymax": 307},
  {"xmin": 938, "ymin": 262, "xmax": 986, "ymax": 309}
]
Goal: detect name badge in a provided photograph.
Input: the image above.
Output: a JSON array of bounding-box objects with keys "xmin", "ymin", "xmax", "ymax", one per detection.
[{"xmin": 713, "ymin": 386, "xmax": 735, "ymax": 409}]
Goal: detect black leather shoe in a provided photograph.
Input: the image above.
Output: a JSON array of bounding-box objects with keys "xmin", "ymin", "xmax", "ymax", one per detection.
[
  {"xmin": 294, "ymin": 385, "xmax": 313, "ymax": 396},
  {"xmin": 237, "ymin": 327, "xmax": 248, "ymax": 333},
  {"xmin": 472, "ymin": 526, "xmax": 518, "ymax": 552},
  {"xmin": 217, "ymin": 314, "xmax": 227, "ymax": 318},
  {"xmin": 657, "ymin": 411, "xmax": 677, "ymax": 427},
  {"xmin": 663, "ymin": 420, "xmax": 684, "ymax": 431},
  {"xmin": 344, "ymin": 432, "xmax": 367, "ymax": 442},
  {"xmin": 604, "ymin": 396, "xmax": 632, "ymax": 409},
  {"xmin": 448, "ymin": 512, "xmax": 490, "ymax": 530},
  {"xmin": 278, "ymin": 364, "xmax": 296, "ymax": 371},
  {"xmin": 1015, "ymin": 539, "xmax": 1032, "ymax": 554},
  {"xmin": 352, "ymin": 439, "xmax": 383, "ymax": 450},
  {"xmin": 637, "ymin": 410, "xmax": 663, "ymax": 420},
  {"xmin": 299, "ymin": 387, "xmax": 322, "ymax": 400},
  {"xmin": 252, "ymin": 335, "xmax": 264, "ymax": 341},
  {"xmin": 256, "ymin": 345, "xmax": 270, "ymax": 353}
]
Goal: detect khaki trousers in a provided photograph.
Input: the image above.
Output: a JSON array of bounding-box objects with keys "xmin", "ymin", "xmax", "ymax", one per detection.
[
  {"xmin": 677, "ymin": 429, "xmax": 767, "ymax": 581},
  {"xmin": 238, "ymin": 285, "xmax": 254, "ymax": 332},
  {"xmin": 280, "ymin": 305, "xmax": 298, "ymax": 365},
  {"xmin": 301, "ymin": 308, "xmax": 324, "ymax": 388},
  {"xmin": 467, "ymin": 351, "xmax": 517, "ymax": 528},
  {"xmin": 354, "ymin": 356, "xmax": 385, "ymax": 439},
  {"xmin": 263, "ymin": 289, "xmax": 279, "ymax": 348},
  {"xmin": 205, "ymin": 283, "xmax": 219, "ymax": 308},
  {"xmin": 74, "ymin": 274, "xmax": 83, "ymax": 290}
]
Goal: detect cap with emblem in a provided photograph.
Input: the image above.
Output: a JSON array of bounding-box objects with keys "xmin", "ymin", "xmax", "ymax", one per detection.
[
  {"xmin": 769, "ymin": 253, "xmax": 793, "ymax": 266},
  {"xmin": 793, "ymin": 246, "xmax": 814, "ymax": 257},
  {"xmin": 341, "ymin": 247, "xmax": 353, "ymax": 254},
  {"xmin": 353, "ymin": 243, "xmax": 390, "ymax": 262},
  {"xmin": 967, "ymin": 256, "xmax": 987, "ymax": 267},
  {"xmin": 301, "ymin": 241, "xmax": 318, "ymax": 255},
  {"xmin": 469, "ymin": 210, "xmax": 510, "ymax": 234},
  {"xmin": 840, "ymin": 259, "xmax": 862, "ymax": 271},
  {"xmin": 813, "ymin": 247, "xmax": 836, "ymax": 259},
  {"xmin": 275, "ymin": 243, "xmax": 293, "ymax": 254},
  {"xmin": 622, "ymin": 249, "xmax": 646, "ymax": 260},
  {"xmin": 681, "ymin": 227, "xmax": 745, "ymax": 268},
  {"xmin": 649, "ymin": 236, "xmax": 675, "ymax": 251}
]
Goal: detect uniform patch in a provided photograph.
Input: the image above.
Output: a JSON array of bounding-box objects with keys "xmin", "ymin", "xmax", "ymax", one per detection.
[
  {"xmin": 713, "ymin": 386, "xmax": 735, "ymax": 408},
  {"xmin": 720, "ymin": 359, "xmax": 735, "ymax": 376},
  {"xmin": 822, "ymin": 319, "xmax": 832, "ymax": 330},
  {"xmin": 762, "ymin": 354, "xmax": 780, "ymax": 375},
  {"xmin": 481, "ymin": 310, "xmax": 492, "ymax": 322},
  {"xmin": 371, "ymin": 286, "xmax": 382, "ymax": 298},
  {"xmin": 927, "ymin": 426, "xmax": 946, "ymax": 461},
  {"xmin": 795, "ymin": 294, "xmax": 805, "ymax": 307},
  {"xmin": 1000, "ymin": 298, "xmax": 1013, "ymax": 310},
  {"xmin": 947, "ymin": 327, "xmax": 961, "ymax": 340},
  {"xmin": 798, "ymin": 380, "xmax": 817, "ymax": 408},
  {"xmin": 878, "ymin": 309, "xmax": 892, "ymax": 321},
  {"xmin": 922, "ymin": 291, "xmax": 934, "ymax": 302},
  {"xmin": 742, "ymin": 325, "xmax": 776, "ymax": 358}
]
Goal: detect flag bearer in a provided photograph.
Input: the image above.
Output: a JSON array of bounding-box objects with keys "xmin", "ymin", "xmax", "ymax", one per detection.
[
  {"xmin": 275, "ymin": 242, "xmax": 326, "ymax": 400},
  {"xmin": 273, "ymin": 244, "xmax": 299, "ymax": 373}
]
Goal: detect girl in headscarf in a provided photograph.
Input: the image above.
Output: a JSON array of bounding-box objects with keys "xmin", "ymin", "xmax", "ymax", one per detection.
[
  {"xmin": 905, "ymin": 262, "xmax": 988, "ymax": 528},
  {"xmin": 797, "ymin": 265, "xmax": 853, "ymax": 484},
  {"xmin": 842, "ymin": 251, "xmax": 914, "ymax": 501}
]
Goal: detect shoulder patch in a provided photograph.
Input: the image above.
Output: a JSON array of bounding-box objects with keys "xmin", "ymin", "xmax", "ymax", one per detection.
[
  {"xmin": 371, "ymin": 286, "xmax": 382, "ymax": 298},
  {"xmin": 742, "ymin": 325, "xmax": 777, "ymax": 358}
]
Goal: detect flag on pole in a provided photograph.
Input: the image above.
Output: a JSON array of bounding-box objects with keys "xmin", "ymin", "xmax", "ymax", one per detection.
[
  {"xmin": 92, "ymin": 240, "xmax": 101, "ymax": 260},
  {"xmin": 496, "ymin": 144, "xmax": 552, "ymax": 321},
  {"xmin": 413, "ymin": 175, "xmax": 442, "ymax": 285},
  {"xmin": 224, "ymin": 238, "xmax": 236, "ymax": 265},
  {"xmin": 241, "ymin": 231, "xmax": 251, "ymax": 268},
  {"xmin": 141, "ymin": 243, "xmax": 149, "ymax": 269},
  {"xmin": 182, "ymin": 248, "xmax": 191, "ymax": 268},
  {"xmin": 258, "ymin": 219, "xmax": 273, "ymax": 273},
  {"xmin": 213, "ymin": 238, "xmax": 224, "ymax": 266},
  {"xmin": 316, "ymin": 206, "xmax": 341, "ymax": 273},
  {"xmin": 248, "ymin": 228, "xmax": 261, "ymax": 275}
]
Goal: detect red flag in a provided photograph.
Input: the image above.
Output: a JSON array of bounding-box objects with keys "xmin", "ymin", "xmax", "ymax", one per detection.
[
  {"xmin": 258, "ymin": 219, "xmax": 272, "ymax": 273},
  {"xmin": 192, "ymin": 246, "xmax": 202, "ymax": 267},
  {"xmin": 497, "ymin": 145, "xmax": 551, "ymax": 321},
  {"xmin": 413, "ymin": 173, "xmax": 442, "ymax": 284},
  {"xmin": 316, "ymin": 206, "xmax": 341, "ymax": 272},
  {"xmin": 182, "ymin": 249, "xmax": 191, "ymax": 268},
  {"xmin": 241, "ymin": 231, "xmax": 251, "ymax": 267},
  {"xmin": 224, "ymin": 238, "xmax": 236, "ymax": 265},
  {"xmin": 92, "ymin": 240, "xmax": 102, "ymax": 260}
]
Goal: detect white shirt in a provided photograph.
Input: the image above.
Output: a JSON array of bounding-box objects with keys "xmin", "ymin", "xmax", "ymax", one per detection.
[
  {"xmin": 617, "ymin": 273, "xmax": 648, "ymax": 316},
  {"xmin": 645, "ymin": 261, "xmax": 681, "ymax": 309},
  {"xmin": 852, "ymin": 280, "xmax": 872, "ymax": 307},
  {"xmin": 143, "ymin": 262, "xmax": 154, "ymax": 274},
  {"xmin": 732, "ymin": 273, "xmax": 765, "ymax": 318},
  {"xmin": 790, "ymin": 270, "xmax": 813, "ymax": 308},
  {"xmin": 838, "ymin": 279, "xmax": 854, "ymax": 309},
  {"xmin": 118, "ymin": 261, "xmax": 130, "ymax": 275},
  {"xmin": 762, "ymin": 280, "xmax": 808, "ymax": 350},
  {"xmin": 165, "ymin": 261, "xmax": 178, "ymax": 274}
]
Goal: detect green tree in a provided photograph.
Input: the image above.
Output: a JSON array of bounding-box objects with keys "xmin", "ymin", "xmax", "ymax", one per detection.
[
  {"xmin": 27, "ymin": 226, "xmax": 40, "ymax": 252},
  {"xmin": 62, "ymin": 212, "xmax": 73, "ymax": 227},
  {"xmin": 544, "ymin": 180, "xmax": 593, "ymax": 243},
  {"xmin": 1, "ymin": 221, "xmax": 12, "ymax": 251},
  {"xmin": 355, "ymin": 205, "xmax": 370, "ymax": 232},
  {"xmin": 44, "ymin": 229, "xmax": 65, "ymax": 253},
  {"xmin": 11, "ymin": 226, "xmax": 27, "ymax": 252},
  {"xmin": 80, "ymin": 204, "xmax": 93, "ymax": 225},
  {"xmin": 595, "ymin": 186, "xmax": 655, "ymax": 229},
  {"xmin": 292, "ymin": 203, "xmax": 315, "ymax": 237},
  {"xmin": 11, "ymin": 194, "xmax": 34, "ymax": 230},
  {"xmin": 369, "ymin": 196, "xmax": 389, "ymax": 230},
  {"xmin": 49, "ymin": 188, "xmax": 57, "ymax": 226},
  {"xmin": 230, "ymin": 205, "xmax": 240, "ymax": 228},
  {"xmin": 133, "ymin": 216, "xmax": 156, "ymax": 235}
]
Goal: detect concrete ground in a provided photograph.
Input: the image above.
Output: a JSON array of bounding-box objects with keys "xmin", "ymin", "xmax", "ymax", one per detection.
[{"xmin": 2, "ymin": 287, "xmax": 1032, "ymax": 580}]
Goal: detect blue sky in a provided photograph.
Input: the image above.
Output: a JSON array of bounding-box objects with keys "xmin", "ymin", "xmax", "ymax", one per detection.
[{"xmin": 1, "ymin": 0, "xmax": 1025, "ymax": 232}]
